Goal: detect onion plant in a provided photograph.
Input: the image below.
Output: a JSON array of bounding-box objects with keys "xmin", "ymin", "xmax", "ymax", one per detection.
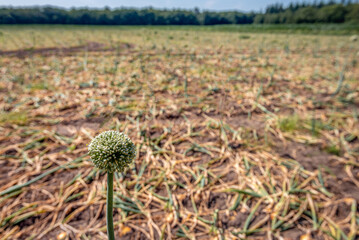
[{"xmin": 88, "ymin": 131, "xmax": 136, "ymax": 240}]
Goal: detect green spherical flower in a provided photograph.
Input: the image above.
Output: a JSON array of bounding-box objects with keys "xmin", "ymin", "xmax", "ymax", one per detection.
[{"xmin": 88, "ymin": 131, "xmax": 136, "ymax": 173}]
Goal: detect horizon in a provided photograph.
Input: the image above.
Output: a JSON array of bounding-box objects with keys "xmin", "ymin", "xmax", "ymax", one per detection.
[{"xmin": 0, "ymin": 0, "xmax": 344, "ymax": 12}]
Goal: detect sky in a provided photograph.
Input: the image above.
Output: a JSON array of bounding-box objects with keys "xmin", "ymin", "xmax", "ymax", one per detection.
[{"xmin": 0, "ymin": 0, "xmax": 318, "ymax": 12}]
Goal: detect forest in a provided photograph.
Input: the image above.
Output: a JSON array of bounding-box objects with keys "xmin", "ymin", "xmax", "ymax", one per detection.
[{"xmin": 0, "ymin": 1, "xmax": 358, "ymax": 25}]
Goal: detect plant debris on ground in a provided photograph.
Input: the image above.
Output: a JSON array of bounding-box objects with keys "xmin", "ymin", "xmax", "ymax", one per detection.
[{"xmin": 0, "ymin": 26, "xmax": 358, "ymax": 240}]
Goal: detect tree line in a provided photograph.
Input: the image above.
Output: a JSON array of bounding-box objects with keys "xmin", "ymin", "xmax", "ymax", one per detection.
[
  {"xmin": 0, "ymin": 1, "xmax": 358, "ymax": 25},
  {"xmin": 255, "ymin": 1, "xmax": 359, "ymax": 23}
]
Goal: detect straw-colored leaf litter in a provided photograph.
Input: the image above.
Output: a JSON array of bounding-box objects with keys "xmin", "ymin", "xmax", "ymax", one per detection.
[{"xmin": 0, "ymin": 27, "xmax": 358, "ymax": 239}]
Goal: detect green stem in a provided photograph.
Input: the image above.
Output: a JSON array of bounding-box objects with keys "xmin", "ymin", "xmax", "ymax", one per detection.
[{"xmin": 107, "ymin": 172, "xmax": 115, "ymax": 240}]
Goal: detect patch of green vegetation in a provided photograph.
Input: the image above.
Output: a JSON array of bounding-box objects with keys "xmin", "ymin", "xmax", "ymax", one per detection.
[
  {"xmin": 239, "ymin": 35, "xmax": 251, "ymax": 39},
  {"xmin": 132, "ymin": 24, "xmax": 359, "ymax": 35},
  {"xmin": 316, "ymin": 121, "xmax": 334, "ymax": 135},
  {"xmin": 0, "ymin": 111, "xmax": 29, "ymax": 126},
  {"xmin": 279, "ymin": 115, "xmax": 334, "ymax": 135},
  {"xmin": 1, "ymin": 24, "xmax": 359, "ymax": 36},
  {"xmin": 27, "ymin": 82, "xmax": 53, "ymax": 91},
  {"xmin": 11, "ymin": 75, "xmax": 25, "ymax": 85},
  {"xmin": 325, "ymin": 144, "xmax": 341, "ymax": 156},
  {"xmin": 278, "ymin": 115, "xmax": 300, "ymax": 132}
]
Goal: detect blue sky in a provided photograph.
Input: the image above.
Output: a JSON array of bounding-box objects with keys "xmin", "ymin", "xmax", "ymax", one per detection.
[{"xmin": 0, "ymin": 0, "xmax": 318, "ymax": 12}]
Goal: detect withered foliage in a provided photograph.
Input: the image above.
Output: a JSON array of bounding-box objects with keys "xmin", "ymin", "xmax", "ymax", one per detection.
[{"xmin": 0, "ymin": 27, "xmax": 358, "ymax": 239}]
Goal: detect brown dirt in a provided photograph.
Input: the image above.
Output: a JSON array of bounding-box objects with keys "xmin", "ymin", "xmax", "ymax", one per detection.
[
  {"xmin": 0, "ymin": 41, "xmax": 133, "ymax": 58},
  {"xmin": 1, "ymin": 34, "xmax": 358, "ymax": 240},
  {"xmin": 275, "ymin": 141, "xmax": 359, "ymax": 201}
]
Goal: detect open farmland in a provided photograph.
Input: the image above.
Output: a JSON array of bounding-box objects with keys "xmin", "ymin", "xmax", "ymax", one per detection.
[{"xmin": 0, "ymin": 25, "xmax": 359, "ymax": 240}]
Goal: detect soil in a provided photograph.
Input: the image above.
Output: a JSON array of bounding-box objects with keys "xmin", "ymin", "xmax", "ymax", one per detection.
[
  {"xmin": 0, "ymin": 41, "xmax": 133, "ymax": 58},
  {"xmin": 1, "ymin": 38, "xmax": 358, "ymax": 240}
]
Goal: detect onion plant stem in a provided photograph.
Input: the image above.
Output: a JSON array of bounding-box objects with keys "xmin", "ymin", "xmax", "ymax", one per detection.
[{"xmin": 107, "ymin": 172, "xmax": 115, "ymax": 240}]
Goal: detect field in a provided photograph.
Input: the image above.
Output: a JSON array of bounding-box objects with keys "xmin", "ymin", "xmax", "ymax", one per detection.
[{"xmin": 0, "ymin": 25, "xmax": 358, "ymax": 240}]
